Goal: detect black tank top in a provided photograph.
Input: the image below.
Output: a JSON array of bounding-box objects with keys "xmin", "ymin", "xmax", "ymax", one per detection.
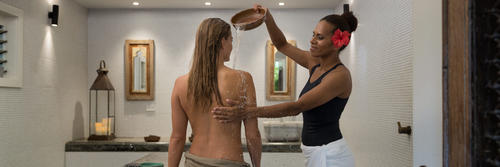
[{"xmin": 299, "ymin": 63, "xmax": 348, "ymax": 146}]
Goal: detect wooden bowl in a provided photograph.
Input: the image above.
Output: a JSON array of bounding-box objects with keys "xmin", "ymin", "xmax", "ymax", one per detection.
[
  {"xmin": 144, "ymin": 135, "xmax": 160, "ymax": 142},
  {"xmin": 231, "ymin": 8, "xmax": 266, "ymax": 31}
]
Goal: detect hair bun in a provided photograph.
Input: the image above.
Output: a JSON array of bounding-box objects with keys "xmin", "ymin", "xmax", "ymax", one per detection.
[{"xmin": 341, "ymin": 11, "xmax": 358, "ymax": 32}]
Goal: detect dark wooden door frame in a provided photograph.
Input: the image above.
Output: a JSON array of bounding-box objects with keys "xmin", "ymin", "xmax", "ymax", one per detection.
[
  {"xmin": 444, "ymin": 0, "xmax": 500, "ymax": 166},
  {"xmin": 443, "ymin": 0, "xmax": 472, "ymax": 166}
]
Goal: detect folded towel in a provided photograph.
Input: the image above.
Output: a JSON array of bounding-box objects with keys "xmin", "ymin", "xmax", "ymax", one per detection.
[
  {"xmin": 125, "ymin": 162, "xmax": 141, "ymax": 167},
  {"xmin": 140, "ymin": 162, "xmax": 163, "ymax": 167}
]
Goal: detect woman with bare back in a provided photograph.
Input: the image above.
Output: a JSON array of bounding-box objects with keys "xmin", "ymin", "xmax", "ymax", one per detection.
[{"xmin": 168, "ymin": 18, "xmax": 261, "ymax": 167}]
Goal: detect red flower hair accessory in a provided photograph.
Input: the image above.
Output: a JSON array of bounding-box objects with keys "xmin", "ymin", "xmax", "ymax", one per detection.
[{"xmin": 331, "ymin": 29, "xmax": 351, "ymax": 48}]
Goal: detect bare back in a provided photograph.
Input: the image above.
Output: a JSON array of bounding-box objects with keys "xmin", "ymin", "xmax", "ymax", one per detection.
[{"xmin": 175, "ymin": 67, "xmax": 255, "ymax": 162}]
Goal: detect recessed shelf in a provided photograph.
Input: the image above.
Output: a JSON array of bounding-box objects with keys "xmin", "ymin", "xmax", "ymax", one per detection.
[{"xmin": 0, "ymin": 1, "xmax": 23, "ymax": 87}]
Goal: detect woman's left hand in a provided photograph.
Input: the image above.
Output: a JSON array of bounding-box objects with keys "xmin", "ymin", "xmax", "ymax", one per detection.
[
  {"xmin": 212, "ymin": 99, "xmax": 249, "ymax": 123},
  {"xmin": 253, "ymin": 4, "xmax": 269, "ymax": 21}
]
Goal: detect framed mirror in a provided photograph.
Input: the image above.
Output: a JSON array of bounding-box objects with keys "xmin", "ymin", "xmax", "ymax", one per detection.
[
  {"xmin": 266, "ymin": 40, "xmax": 296, "ymax": 101},
  {"xmin": 125, "ymin": 40, "xmax": 154, "ymax": 100}
]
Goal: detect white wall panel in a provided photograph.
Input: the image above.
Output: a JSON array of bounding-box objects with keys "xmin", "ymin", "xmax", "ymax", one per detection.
[
  {"xmin": 338, "ymin": 0, "xmax": 414, "ymax": 166},
  {"xmin": 412, "ymin": 0, "xmax": 443, "ymax": 166},
  {"xmin": 0, "ymin": 0, "xmax": 88, "ymax": 167}
]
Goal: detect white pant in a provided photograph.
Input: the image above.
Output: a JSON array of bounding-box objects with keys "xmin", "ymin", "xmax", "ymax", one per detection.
[{"xmin": 300, "ymin": 138, "xmax": 355, "ymax": 167}]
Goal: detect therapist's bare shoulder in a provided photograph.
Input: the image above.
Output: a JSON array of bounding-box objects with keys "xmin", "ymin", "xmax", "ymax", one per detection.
[
  {"xmin": 334, "ymin": 65, "xmax": 351, "ymax": 75},
  {"xmin": 327, "ymin": 66, "xmax": 351, "ymax": 82},
  {"xmin": 324, "ymin": 66, "xmax": 352, "ymax": 95}
]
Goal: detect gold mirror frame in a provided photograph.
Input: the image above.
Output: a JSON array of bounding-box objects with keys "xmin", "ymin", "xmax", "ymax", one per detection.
[
  {"xmin": 125, "ymin": 40, "xmax": 154, "ymax": 100},
  {"xmin": 266, "ymin": 40, "xmax": 296, "ymax": 101}
]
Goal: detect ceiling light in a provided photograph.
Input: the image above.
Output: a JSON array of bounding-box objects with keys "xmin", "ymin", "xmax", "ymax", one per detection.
[
  {"xmin": 278, "ymin": 2, "xmax": 285, "ymax": 6},
  {"xmin": 132, "ymin": 2, "xmax": 140, "ymax": 6},
  {"xmin": 205, "ymin": 2, "xmax": 211, "ymax": 6}
]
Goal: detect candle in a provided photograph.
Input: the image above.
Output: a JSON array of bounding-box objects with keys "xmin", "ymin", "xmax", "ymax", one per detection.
[
  {"xmin": 102, "ymin": 118, "xmax": 112, "ymax": 135},
  {"xmin": 95, "ymin": 118, "xmax": 113, "ymax": 136},
  {"xmin": 102, "ymin": 119, "xmax": 108, "ymax": 135},
  {"xmin": 95, "ymin": 122, "xmax": 104, "ymax": 135},
  {"xmin": 102, "ymin": 118, "xmax": 108, "ymax": 127}
]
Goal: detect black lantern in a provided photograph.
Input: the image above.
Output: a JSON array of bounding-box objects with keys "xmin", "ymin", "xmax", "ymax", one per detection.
[{"xmin": 88, "ymin": 60, "xmax": 116, "ymax": 140}]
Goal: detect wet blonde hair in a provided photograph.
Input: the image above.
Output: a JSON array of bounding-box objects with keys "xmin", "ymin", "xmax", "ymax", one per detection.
[{"xmin": 188, "ymin": 18, "xmax": 231, "ymax": 110}]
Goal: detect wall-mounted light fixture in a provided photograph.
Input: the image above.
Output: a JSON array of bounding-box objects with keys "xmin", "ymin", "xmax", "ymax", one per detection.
[
  {"xmin": 343, "ymin": 4, "xmax": 349, "ymax": 13},
  {"xmin": 48, "ymin": 5, "xmax": 59, "ymax": 27}
]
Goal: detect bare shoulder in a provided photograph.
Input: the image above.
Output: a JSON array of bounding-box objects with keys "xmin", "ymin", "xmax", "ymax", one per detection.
[
  {"xmin": 173, "ymin": 74, "xmax": 189, "ymax": 93},
  {"xmin": 177, "ymin": 74, "xmax": 188, "ymax": 81},
  {"xmin": 237, "ymin": 70, "xmax": 254, "ymax": 83},
  {"xmin": 239, "ymin": 70, "xmax": 253, "ymax": 80},
  {"xmin": 324, "ymin": 65, "xmax": 351, "ymax": 84},
  {"xmin": 336, "ymin": 65, "xmax": 351, "ymax": 76},
  {"xmin": 175, "ymin": 74, "xmax": 188, "ymax": 85},
  {"xmin": 223, "ymin": 69, "xmax": 253, "ymax": 81}
]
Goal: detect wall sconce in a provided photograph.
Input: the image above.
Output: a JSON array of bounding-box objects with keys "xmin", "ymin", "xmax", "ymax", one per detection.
[
  {"xmin": 343, "ymin": 4, "xmax": 349, "ymax": 13},
  {"xmin": 48, "ymin": 5, "xmax": 59, "ymax": 27}
]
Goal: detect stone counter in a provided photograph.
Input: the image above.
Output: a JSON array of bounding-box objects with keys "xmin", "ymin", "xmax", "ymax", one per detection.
[{"xmin": 65, "ymin": 137, "xmax": 302, "ymax": 153}]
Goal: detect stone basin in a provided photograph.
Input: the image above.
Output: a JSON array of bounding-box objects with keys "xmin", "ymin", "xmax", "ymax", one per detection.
[{"xmin": 263, "ymin": 121, "xmax": 303, "ymax": 142}]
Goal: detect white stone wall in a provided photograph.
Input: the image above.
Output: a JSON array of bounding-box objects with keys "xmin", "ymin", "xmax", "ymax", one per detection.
[
  {"xmin": 338, "ymin": 0, "xmax": 442, "ymax": 166},
  {"xmin": 0, "ymin": 0, "xmax": 88, "ymax": 166},
  {"xmin": 337, "ymin": 0, "xmax": 415, "ymax": 166},
  {"xmin": 411, "ymin": 0, "xmax": 443, "ymax": 166}
]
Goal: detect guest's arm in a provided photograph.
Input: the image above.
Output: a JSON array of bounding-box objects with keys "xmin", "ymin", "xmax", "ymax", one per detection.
[
  {"xmin": 245, "ymin": 118, "xmax": 262, "ymax": 167},
  {"xmin": 242, "ymin": 73, "xmax": 261, "ymax": 167},
  {"xmin": 168, "ymin": 78, "xmax": 188, "ymax": 167}
]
